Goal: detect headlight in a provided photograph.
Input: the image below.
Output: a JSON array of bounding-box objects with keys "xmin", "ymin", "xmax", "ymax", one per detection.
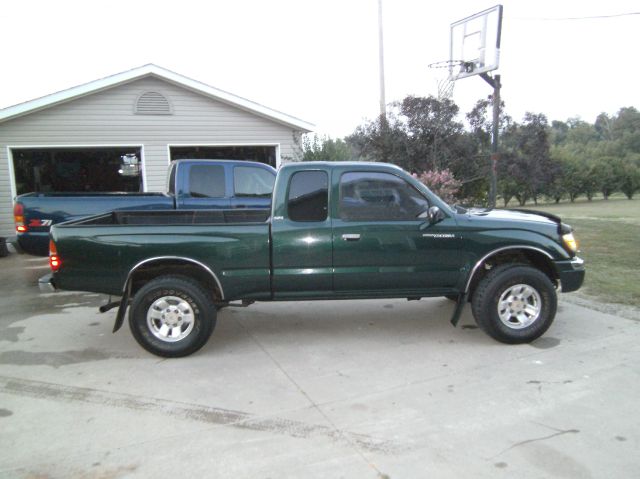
[{"xmin": 562, "ymin": 232, "xmax": 578, "ymax": 253}]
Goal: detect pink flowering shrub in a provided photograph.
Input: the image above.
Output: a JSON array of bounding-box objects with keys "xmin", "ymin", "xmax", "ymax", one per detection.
[{"xmin": 414, "ymin": 169, "xmax": 462, "ymax": 204}]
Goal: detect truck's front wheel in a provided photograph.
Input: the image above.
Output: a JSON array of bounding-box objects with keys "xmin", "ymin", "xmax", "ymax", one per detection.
[
  {"xmin": 471, "ymin": 264, "xmax": 557, "ymax": 344},
  {"xmin": 129, "ymin": 276, "xmax": 217, "ymax": 357}
]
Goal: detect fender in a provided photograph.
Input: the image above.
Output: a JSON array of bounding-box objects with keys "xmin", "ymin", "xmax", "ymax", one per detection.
[
  {"xmin": 111, "ymin": 256, "xmax": 225, "ymax": 333},
  {"xmin": 463, "ymin": 245, "xmax": 554, "ymax": 294},
  {"xmin": 449, "ymin": 245, "xmax": 555, "ymax": 328}
]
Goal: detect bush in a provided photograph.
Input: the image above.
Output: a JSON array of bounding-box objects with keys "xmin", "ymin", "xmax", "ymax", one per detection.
[{"xmin": 415, "ymin": 169, "xmax": 462, "ymax": 204}]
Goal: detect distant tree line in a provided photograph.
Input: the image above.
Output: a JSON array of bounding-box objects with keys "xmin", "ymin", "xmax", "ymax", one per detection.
[{"xmin": 302, "ymin": 96, "xmax": 640, "ymax": 205}]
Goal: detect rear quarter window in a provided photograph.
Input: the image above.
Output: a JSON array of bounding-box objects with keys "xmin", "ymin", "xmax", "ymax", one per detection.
[{"xmin": 287, "ymin": 171, "xmax": 328, "ymax": 222}]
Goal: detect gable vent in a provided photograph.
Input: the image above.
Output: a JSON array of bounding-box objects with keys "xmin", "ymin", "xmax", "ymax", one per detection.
[{"xmin": 135, "ymin": 91, "xmax": 172, "ymax": 115}]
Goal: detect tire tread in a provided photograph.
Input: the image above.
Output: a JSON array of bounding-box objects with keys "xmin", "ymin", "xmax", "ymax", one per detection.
[
  {"xmin": 129, "ymin": 275, "xmax": 217, "ymax": 357},
  {"xmin": 471, "ymin": 264, "xmax": 557, "ymax": 344}
]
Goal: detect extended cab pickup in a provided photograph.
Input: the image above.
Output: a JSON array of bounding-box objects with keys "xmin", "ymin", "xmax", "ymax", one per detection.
[
  {"xmin": 13, "ymin": 159, "xmax": 275, "ymax": 255},
  {"xmin": 43, "ymin": 162, "xmax": 585, "ymax": 357}
]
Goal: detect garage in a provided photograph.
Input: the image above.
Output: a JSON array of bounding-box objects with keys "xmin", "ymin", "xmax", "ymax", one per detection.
[
  {"xmin": 11, "ymin": 147, "xmax": 143, "ymax": 195},
  {"xmin": 0, "ymin": 64, "xmax": 313, "ymax": 238},
  {"xmin": 169, "ymin": 145, "xmax": 277, "ymax": 167}
]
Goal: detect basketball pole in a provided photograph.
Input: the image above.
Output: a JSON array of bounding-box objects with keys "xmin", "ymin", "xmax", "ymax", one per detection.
[
  {"xmin": 378, "ymin": 0, "xmax": 387, "ymax": 123},
  {"xmin": 480, "ymin": 72, "xmax": 501, "ymax": 209}
]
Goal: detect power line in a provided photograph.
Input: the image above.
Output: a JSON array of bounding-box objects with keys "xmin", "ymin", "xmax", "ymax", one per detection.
[{"xmin": 513, "ymin": 11, "xmax": 640, "ymax": 21}]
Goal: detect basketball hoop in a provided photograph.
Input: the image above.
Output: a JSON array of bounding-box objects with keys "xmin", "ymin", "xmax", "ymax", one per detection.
[
  {"xmin": 429, "ymin": 3, "xmax": 502, "ymax": 102},
  {"xmin": 428, "ymin": 60, "xmax": 469, "ymax": 100}
]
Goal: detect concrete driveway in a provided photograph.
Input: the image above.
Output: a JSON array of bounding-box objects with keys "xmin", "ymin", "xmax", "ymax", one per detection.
[{"xmin": 0, "ymin": 253, "xmax": 638, "ymax": 478}]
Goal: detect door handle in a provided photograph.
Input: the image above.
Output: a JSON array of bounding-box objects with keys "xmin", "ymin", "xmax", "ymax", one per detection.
[{"xmin": 342, "ymin": 233, "xmax": 361, "ymax": 241}]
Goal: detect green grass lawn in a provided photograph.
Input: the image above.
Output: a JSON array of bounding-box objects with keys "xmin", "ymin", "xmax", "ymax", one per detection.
[{"xmin": 516, "ymin": 197, "xmax": 640, "ymax": 307}]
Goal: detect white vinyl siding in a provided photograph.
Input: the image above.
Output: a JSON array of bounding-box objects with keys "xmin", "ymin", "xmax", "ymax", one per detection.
[{"xmin": 0, "ymin": 76, "xmax": 305, "ymax": 236}]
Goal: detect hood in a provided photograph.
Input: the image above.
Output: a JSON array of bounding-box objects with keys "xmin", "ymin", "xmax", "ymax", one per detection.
[
  {"xmin": 462, "ymin": 207, "xmax": 567, "ymax": 235},
  {"xmin": 467, "ymin": 208, "xmax": 557, "ymax": 225}
]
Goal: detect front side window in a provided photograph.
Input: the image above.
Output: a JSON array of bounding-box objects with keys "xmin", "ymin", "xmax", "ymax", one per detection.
[
  {"xmin": 234, "ymin": 166, "xmax": 275, "ymax": 197},
  {"xmin": 188, "ymin": 164, "xmax": 226, "ymax": 198},
  {"xmin": 287, "ymin": 171, "xmax": 328, "ymax": 222},
  {"xmin": 339, "ymin": 172, "xmax": 429, "ymax": 221}
]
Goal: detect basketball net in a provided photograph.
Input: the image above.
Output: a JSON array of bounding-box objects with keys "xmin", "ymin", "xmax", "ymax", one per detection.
[{"xmin": 428, "ymin": 60, "xmax": 467, "ymax": 100}]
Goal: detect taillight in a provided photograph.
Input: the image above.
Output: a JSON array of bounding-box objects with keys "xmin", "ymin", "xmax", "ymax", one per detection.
[
  {"xmin": 49, "ymin": 240, "xmax": 62, "ymax": 272},
  {"xmin": 14, "ymin": 203, "xmax": 27, "ymax": 233}
]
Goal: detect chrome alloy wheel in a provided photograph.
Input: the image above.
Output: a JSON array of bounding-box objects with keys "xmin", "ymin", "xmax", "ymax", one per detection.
[
  {"xmin": 497, "ymin": 284, "xmax": 542, "ymax": 329},
  {"xmin": 146, "ymin": 296, "xmax": 195, "ymax": 342}
]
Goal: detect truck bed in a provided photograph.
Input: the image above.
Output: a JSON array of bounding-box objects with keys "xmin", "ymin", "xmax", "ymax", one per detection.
[
  {"xmin": 74, "ymin": 209, "xmax": 271, "ymax": 226},
  {"xmin": 16, "ymin": 193, "xmax": 175, "ymax": 255},
  {"xmin": 51, "ymin": 208, "xmax": 272, "ymax": 299}
]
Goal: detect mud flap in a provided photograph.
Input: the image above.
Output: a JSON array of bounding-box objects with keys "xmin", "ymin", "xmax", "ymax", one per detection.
[
  {"xmin": 450, "ymin": 293, "xmax": 468, "ymax": 327},
  {"xmin": 112, "ymin": 281, "xmax": 132, "ymax": 333}
]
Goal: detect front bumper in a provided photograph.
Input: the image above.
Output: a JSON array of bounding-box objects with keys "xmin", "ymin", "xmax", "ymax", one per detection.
[
  {"xmin": 38, "ymin": 273, "xmax": 57, "ymax": 293},
  {"xmin": 554, "ymin": 256, "xmax": 585, "ymax": 293}
]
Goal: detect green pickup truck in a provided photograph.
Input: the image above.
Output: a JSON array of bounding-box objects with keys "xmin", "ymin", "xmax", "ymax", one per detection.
[{"xmin": 42, "ymin": 161, "xmax": 585, "ymax": 357}]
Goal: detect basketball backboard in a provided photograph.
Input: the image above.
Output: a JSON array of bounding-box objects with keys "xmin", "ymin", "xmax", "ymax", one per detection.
[{"xmin": 449, "ymin": 5, "xmax": 503, "ymax": 80}]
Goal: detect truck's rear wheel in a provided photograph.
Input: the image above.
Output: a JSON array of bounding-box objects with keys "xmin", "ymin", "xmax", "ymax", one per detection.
[
  {"xmin": 129, "ymin": 275, "xmax": 216, "ymax": 357},
  {"xmin": 471, "ymin": 264, "xmax": 557, "ymax": 344}
]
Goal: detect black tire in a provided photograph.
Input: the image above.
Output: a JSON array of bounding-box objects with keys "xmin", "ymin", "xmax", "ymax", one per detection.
[
  {"xmin": 471, "ymin": 264, "xmax": 557, "ymax": 344},
  {"xmin": 129, "ymin": 275, "xmax": 217, "ymax": 357},
  {"xmin": 0, "ymin": 238, "xmax": 8, "ymax": 258}
]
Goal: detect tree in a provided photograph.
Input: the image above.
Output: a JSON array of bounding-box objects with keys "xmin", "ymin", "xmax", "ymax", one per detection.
[
  {"xmin": 551, "ymin": 146, "xmax": 584, "ymax": 202},
  {"xmin": 618, "ymin": 156, "xmax": 640, "ymax": 199},
  {"xmin": 302, "ymin": 135, "xmax": 352, "ymax": 162},
  {"xmin": 465, "ymin": 96, "xmax": 512, "ymax": 203},
  {"xmin": 611, "ymin": 107, "xmax": 640, "ymax": 153},
  {"xmin": 501, "ymin": 113, "xmax": 555, "ymax": 205},
  {"xmin": 347, "ymin": 95, "xmax": 485, "ymax": 202},
  {"xmin": 347, "ymin": 96, "xmax": 640, "ymax": 206},
  {"xmin": 550, "ymin": 120, "xmax": 569, "ymax": 146},
  {"xmin": 399, "ymin": 96, "xmax": 467, "ymax": 172},
  {"xmin": 582, "ymin": 160, "xmax": 600, "ymax": 201},
  {"xmin": 590, "ymin": 157, "xmax": 619, "ymax": 200},
  {"xmin": 346, "ymin": 112, "xmax": 410, "ymax": 168},
  {"xmin": 594, "ymin": 113, "xmax": 613, "ymax": 141}
]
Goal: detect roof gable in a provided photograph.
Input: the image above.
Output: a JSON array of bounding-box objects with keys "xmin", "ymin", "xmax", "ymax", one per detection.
[{"xmin": 0, "ymin": 64, "xmax": 313, "ymax": 132}]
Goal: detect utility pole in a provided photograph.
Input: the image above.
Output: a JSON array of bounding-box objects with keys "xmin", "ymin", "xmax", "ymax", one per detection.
[
  {"xmin": 378, "ymin": 0, "xmax": 386, "ymax": 122},
  {"xmin": 480, "ymin": 72, "xmax": 501, "ymax": 209}
]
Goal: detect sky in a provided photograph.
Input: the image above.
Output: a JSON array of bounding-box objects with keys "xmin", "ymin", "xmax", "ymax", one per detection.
[{"xmin": 0, "ymin": 0, "xmax": 638, "ymax": 138}]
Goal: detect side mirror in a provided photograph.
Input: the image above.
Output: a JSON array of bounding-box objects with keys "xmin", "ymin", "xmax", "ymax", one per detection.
[
  {"xmin": 418, "ymin": 206, "xmax": 445, "ymax": 229},
  {"xmin": 427, "ymin": 206, "xmax": 445, "ymax": 224}
]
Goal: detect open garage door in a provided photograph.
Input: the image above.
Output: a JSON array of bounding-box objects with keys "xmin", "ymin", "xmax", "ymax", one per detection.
[
  {"xmin": 11, "ymin": 147, "xmax": 143, "ymax": 195},
  {"xmin": 169, "ymin": 145, "xmax": 277, "ymax": 167}
]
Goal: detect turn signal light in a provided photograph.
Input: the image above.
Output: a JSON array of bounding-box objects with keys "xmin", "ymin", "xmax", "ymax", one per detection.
[
  {"xmin": 562, "ymin": 232, "xmax": 578, "ymax": 254},
  {"xmin": 49, "ymin": 240, "xmax": 62, "ymax": 272},
  {"xmin": 14, "ymin": 203, "xmax": 26, "ymax": 233}
]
